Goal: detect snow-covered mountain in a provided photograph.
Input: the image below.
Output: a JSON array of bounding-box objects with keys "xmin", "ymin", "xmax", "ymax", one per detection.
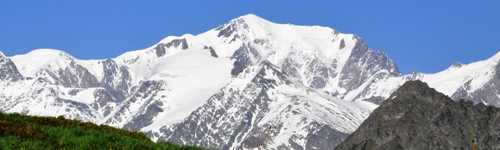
[
  {"xmin": 361, "ymin": 52, "xmax": 500, "ymax": 107},
  {"xmin": 0, "ymin": 14, "xmax": 498, "ymax": 149}
]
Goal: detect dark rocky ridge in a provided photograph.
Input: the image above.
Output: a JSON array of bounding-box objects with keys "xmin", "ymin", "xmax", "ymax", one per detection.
[{"xmin": 335, "ymin": 80, "xmax": 500, "ymax": 150}]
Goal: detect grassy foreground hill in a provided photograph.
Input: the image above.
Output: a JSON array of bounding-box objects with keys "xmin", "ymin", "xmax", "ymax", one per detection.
[{"xmin": 0, "ymin": 113, "xmax": 201, "ymax": 150}]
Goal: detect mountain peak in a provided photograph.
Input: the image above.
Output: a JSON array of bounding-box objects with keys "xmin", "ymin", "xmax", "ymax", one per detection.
[
  {"xmin": 388, "ymin": 80, "xmax": 451, "ymax": 104},
  {"xmin": 27, "ymin": 48, "xmax": 72, "ymax": 57},
  {"xmin": 10, "ymin": 48, "xmax": 77, "ymax": 77},
  {"xmin": 234, "ymin": 14, "xmax": 270, "ymax": 24},
  {"xmin": 395, "ymin": 80, "xmax": 432, "ymax": 94},
  {"xmin": 214, "ymin": 14, "xmax": 275, "ymax": 40},
  {"xmin": 14, "ymin": 48, "xmax": 76, "ymax": 61}
]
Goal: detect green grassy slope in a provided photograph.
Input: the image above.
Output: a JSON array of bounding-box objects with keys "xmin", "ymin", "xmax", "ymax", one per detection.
[{"xmin": 0, "ymin": 113, "xmax": 201, "ymax": 150}]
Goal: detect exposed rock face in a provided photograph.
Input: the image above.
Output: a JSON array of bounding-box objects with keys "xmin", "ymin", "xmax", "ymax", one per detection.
[
  {"xmin": 165, "ymin": 38, "xmax": 189, "ymax": 50},
  {"xmin": 155, "ymin": 38, "xmax": 189, "ymax": 57},
  {"xmin": 339, "ymin": 39, "xmax": 399, "ymax": 91},
  {"xmin": 204, "ymin": 46, "xmax": 219, "ymax": 58},
  {"xmin": 0, "ymin": 52, "xmax": 23, "ymax": 81},
  {"xmin": 335, "ymin": 80, "xmax": 500, "ymax": 150},
  {"xmin": 155, "ymin": 44, "xmax": 167, "ymax": 57},
  {"xmin": 217, "ymin": 19, "xmax": 247, "ymax": 38},
  {"xmin": 230, "ymin": 44, "xmax": 257, "ymax": 76},
  {"xmin": 105, "ymin": 80, "xmax": 167, "ymax": 130},
  {"xmin": 48, "ymin": 61, "xmax": 100, "ymax": 88},
  {"xmin": 101, "ymin": 59, "xmax": 131, "ymax": 98}
]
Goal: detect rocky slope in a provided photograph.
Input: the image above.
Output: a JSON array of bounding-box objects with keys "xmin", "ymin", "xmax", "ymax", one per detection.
[
  {"xmin": 335, "ymin": 80, "xmax": 500, "ymax": 150},
  {"xmin": 0, "ymin": 14, "xmax": 499, "ymax": 149},
  {"xmin": 0, "ymin": 51, "xmax": 22, "ymax": 81}
]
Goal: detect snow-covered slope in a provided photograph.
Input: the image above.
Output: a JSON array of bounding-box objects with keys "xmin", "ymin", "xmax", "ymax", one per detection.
[
  {"xmin": 424, "ymin": 52, "xmax": 500, "ymax": 106},
  {"xmin": 420, "ymin": 52, "xmax": 500, "ymax": 96},
  {"xmin": 0, "ymin": 14, "xmax": 499, "ymax": 150},
  {"xmin": 11, "ymin": 49, "xmax": 75, "ymax": 77},
  {"xmin": 358, "ymin": 51, "xmax": 500, "ymax": 106},
  {"xmin": 106, "ymin": 46, "xmax": 234, "ymax": 129},
  {"xmin": 152, "ymin": 61, "xmax": 378, "ymax": 149}
]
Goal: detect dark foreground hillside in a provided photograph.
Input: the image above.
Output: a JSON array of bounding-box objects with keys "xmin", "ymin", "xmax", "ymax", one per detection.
[
  {"xmin": 0, "ymin": 113, "xmax": 201, "ymax": 150},
  {"xmin": 335, "ymin": 80, "xmax": 500, "ymax": 150}
]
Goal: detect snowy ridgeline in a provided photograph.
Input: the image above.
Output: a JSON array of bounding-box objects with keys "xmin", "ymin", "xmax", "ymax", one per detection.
[{"xmin": 0, "ymin": 14, "xmax": 499, "ymax": 150}]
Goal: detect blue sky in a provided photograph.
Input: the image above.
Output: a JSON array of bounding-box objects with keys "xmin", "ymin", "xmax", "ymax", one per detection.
[{"xmin": 1, "ymin": 0, "xmax": 498, "ymax": 74}]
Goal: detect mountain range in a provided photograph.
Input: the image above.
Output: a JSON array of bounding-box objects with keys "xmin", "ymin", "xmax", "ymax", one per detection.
[{"xmin": 0, "ymin": 14, "xmax": 499, "ymax": 149}]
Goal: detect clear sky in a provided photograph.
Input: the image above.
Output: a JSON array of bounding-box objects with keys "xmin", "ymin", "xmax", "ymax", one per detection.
[{"xmin": 1, "ymin": 0, "xmax": 498, "ymax": 74}]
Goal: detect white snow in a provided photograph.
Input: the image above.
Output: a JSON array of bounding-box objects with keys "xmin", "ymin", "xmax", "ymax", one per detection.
[
  {"xmin": 258, "ymin": 84, "xmax": 376, "ymax": 148},
  {"xmin": 59, "ymin": 88, "xmax": 99, "ymax": 104},
  {"xmin": 142, "ymin": 47, "xmax": 233, "ymax": 130},
  {"xmin": 10, "ymin": 48, "xmax": 108, "ymax": 81},
  {"xmin": 418, "ymin": 52, "xmax": 500, "ymax": 96},
  {"xmin": 78, "ymin": 60, "xmax": 105, "ymax": 81},
  {"xmin": 10, "ymin": 49, "xmax": 75, "ymax": 77}
]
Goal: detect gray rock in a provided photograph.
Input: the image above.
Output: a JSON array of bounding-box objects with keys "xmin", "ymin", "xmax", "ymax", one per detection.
[
  {"xmin": 45, "ymin": 61, "xmax": 100, "ymax": 88},
  {"xmin": 204, "ymin": 46, "xmax": 219, "ymax": 58},
  {"xmin": 104, "ymin": 80, "xmax": 166, "ymax": 130},
  {"xmin": 306, "ymin": 59, "xmax": 336, "ymax": 89},
  {"xmin": 165, "ymin": 38, "xmax": 188, "ymax": 50},
  {"xmin": 336, "ymin": 80, "xmax": 500, "ymax": 150},
  {"xmin": 217, "ymin": 22, "xmax": 238, "ymax": 38},
  {"xmin": 305, "ymin": 123, "xmax": 349, "ymax": 150},
  {"xmin": 230, "ymin": 44, "xmax": 260, "ymax": 76},
  {"xmin": 155, "ymin": 44, "xmax": 167, "ymax": 57},
  {"xmin": 339, "ymin": 39, "xmax": 346, "ymax": 49},
  {"xmin": 155, "ymin": 38, "xmax": 189, "ymax": 57},
  {"xmin": 123, "ymin": 100, "xmax": 164, "ymax": 131},
  {"xmin": 339, "ymin": 38, "xmax": 399, "ymax": 91},
  {"xmin": 217, "ymin": 19, "xmax": 248, "ymax": 38},
  {"xmin": 101, "ymin": 59, "xmax": 131, "ymax": 98},
  {"xmin": 0, "ymin": 52, "xmax": 23, "ymax": 81}
]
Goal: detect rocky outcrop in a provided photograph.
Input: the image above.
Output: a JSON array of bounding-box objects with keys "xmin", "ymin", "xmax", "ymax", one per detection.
[
  {"xmin": 339, "ymin": 38, "xmax": 399, "ymax": 91},
  {"xmin": 230, "ymin": 44, "xmax": 260, "ymax": 76},
  {"xmin": 47, "ymin": 61, "xmax": 100, "ymax": 88},
  {"xmin": 335, "ymin": 80, "xmax": 500, "ymax": 150},
  {"xmin": 105, "ymin": 80, "xmax": 167, "ymax": 130},
  {"xmin": 0, "ymin": 51, "xmax": 23, "ymax": 81}
]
